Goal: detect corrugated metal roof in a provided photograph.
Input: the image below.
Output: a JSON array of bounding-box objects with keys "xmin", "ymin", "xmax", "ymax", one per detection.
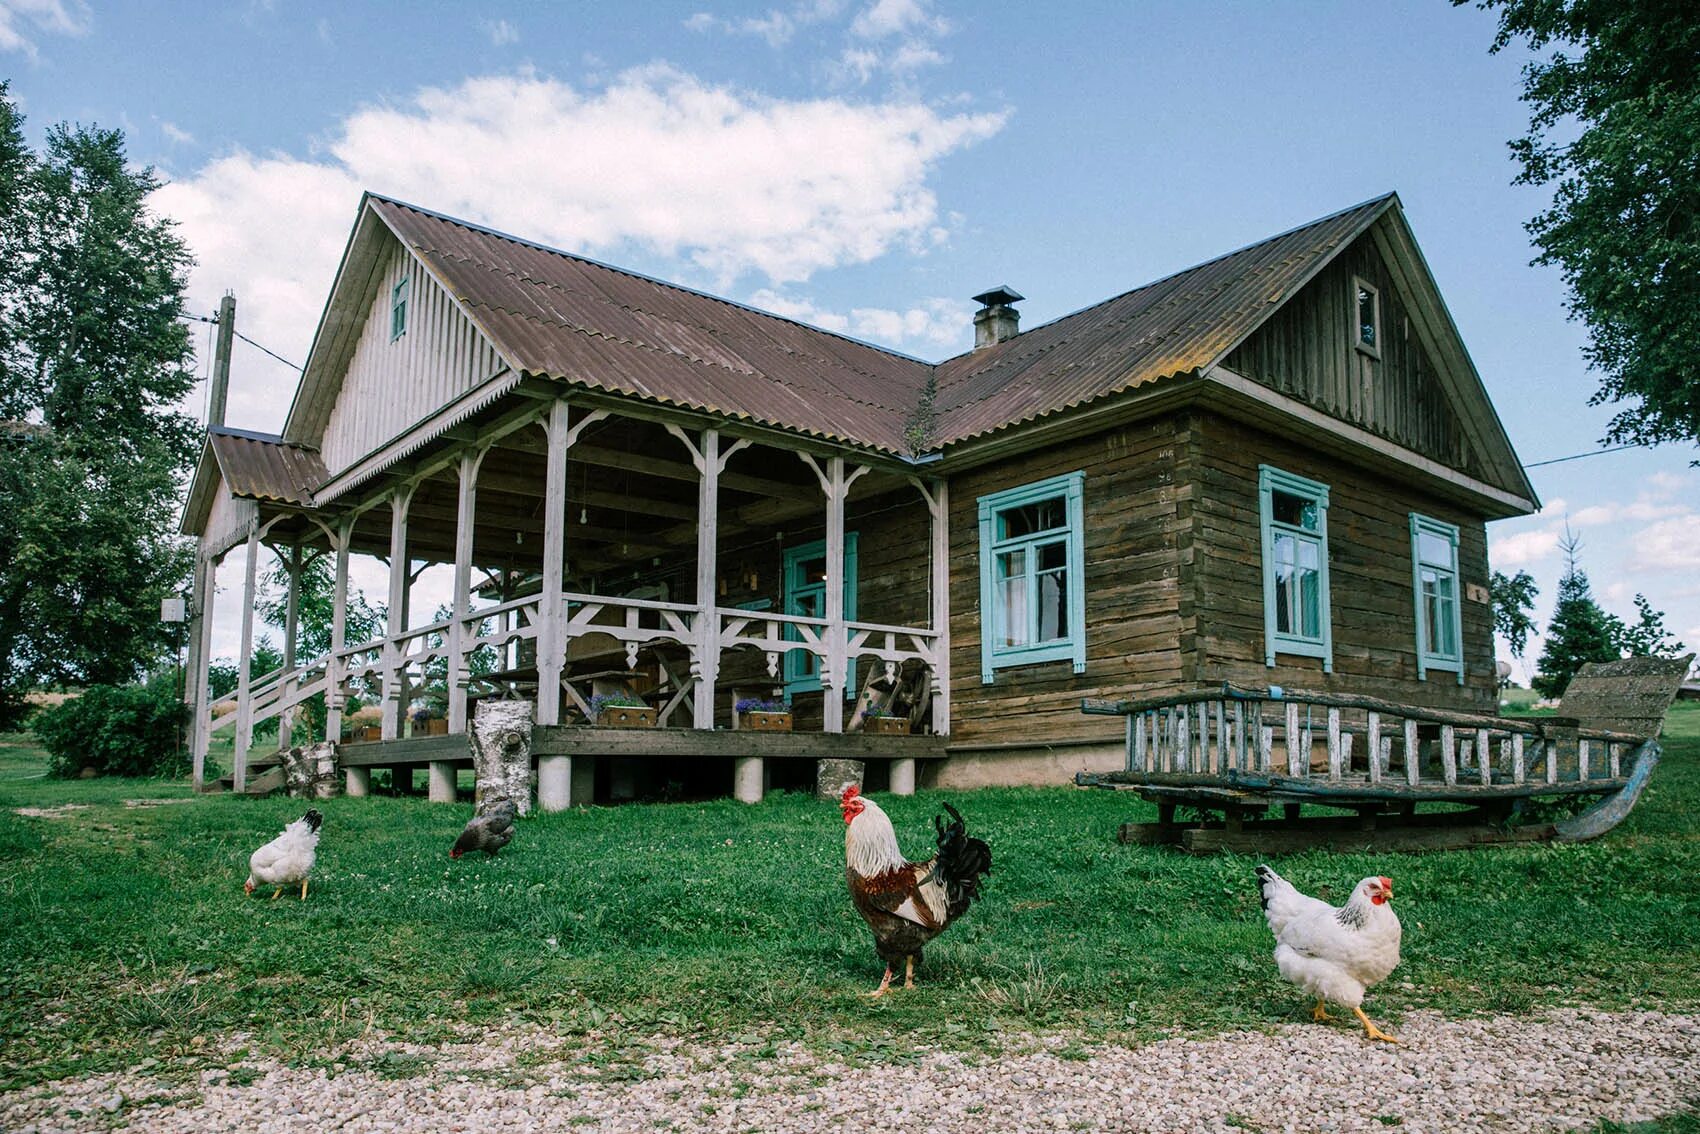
[
  {"xmin": 370, "ymin": 197, "xmax": 933, "ymax": 454},
  {"xmin": 930, "ymin": 194, "xmax": 1396, "ymax": 444},
  {"xmin": 208, "ymin": 427, "xmax": 327, "ymax": 504},
  {"xmin": 365, "ymin": 193, "xmax": 1394, "ymax": 458}
]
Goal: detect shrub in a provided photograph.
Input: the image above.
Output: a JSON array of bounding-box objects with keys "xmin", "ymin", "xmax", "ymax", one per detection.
[{"xmin": 32, "ymin": 682, "xmax": 190, "ymax": 778}]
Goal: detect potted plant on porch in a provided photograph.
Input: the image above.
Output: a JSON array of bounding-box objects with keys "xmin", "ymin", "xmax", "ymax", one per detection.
[
  {"xmin": 590, "ymin": 692, "xmax": 658, "ymax": 729},
  {"xmin": 863, "ymin": 706, "xmax": 911, "ymax": 736},
  {"xmin": 411, "ymin": 705, "xmax": 449, "ymax": 737},
  {"xmin": 735, "ymin": 697, "xmax": 793, "ymax": 732}
]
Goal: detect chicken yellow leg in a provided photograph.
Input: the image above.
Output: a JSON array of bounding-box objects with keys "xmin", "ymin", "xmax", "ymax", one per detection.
[
  {"xmin": 1311, "ymin": 999, "xmax": 1332, "ymax": 1022},
  {"xmin": 270, "ymin": 887, "xmax": 283, "ymax": 900},
  {"xmin": 1352, "ymin": 1006, "xmax": 1399, "ymax": 1044},
  {"xmin": 867, "ymin": 965, "xmax": 894, "ymax": 999},
  {"xmin": 300, "ymin": 878, "xmax": 309, "ymax": 900},
  {"xmin": 903, "ymin": 956, "xmax": 916, "ymax": 990}
]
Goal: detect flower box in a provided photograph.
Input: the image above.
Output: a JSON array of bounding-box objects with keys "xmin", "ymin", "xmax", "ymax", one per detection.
[
  {"xmin": 358, "ymin": 725, "xmax": 383, "ymax": 742},
  {"xmin": 423, "ymin": 718, "xmax": 449, "ymax": 736},
  {"xmin": 865, "ymin": 716, "xmax": 911, "ymax": 736},
  {"xmin": 597, "ymin": 705, "xmax": 658, "ymax": 728},
  {"xmin": 739, "ymin": 710, "xmax": 793, "ymax": 732}
]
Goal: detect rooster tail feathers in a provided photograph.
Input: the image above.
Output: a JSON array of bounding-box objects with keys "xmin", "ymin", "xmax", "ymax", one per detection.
[
  {"xmin": 302, "ymin": 809, "xmax": 323, "ymax": 832},
  {"xmin": 932, "ymin": 804, "xmax": 992, "ymax": 915},
  {"xmin": 1255, "ymin": 863, "xmax": 1284, "ymax": 911}
]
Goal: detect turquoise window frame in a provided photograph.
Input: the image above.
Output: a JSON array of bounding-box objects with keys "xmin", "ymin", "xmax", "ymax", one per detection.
[
  {"xmin": 1410, "ymin": 513, "xmax": 1464, "ymax": 684},
  {"xmin": 782, "ymin": 534, "xmax": 857, "ymax": 697},
  {"xmin": 1259, "ymin": 465, "xmax": 1333, "ymax": 672},
  {"xmin": 390, "ymin": 275, "xmax": 410, "ymax": 341},
  {"xmin": 977, "ymin": 471, "xmax": 1087, "ymax": 684}
]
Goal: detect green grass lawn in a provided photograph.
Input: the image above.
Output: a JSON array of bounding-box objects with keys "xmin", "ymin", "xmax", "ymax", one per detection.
[{"xmin": 2, "ymin": 705, "xmax": 1698, "ymax": 1090}]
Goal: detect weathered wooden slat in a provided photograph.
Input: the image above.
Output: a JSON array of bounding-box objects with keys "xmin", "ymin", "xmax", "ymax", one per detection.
[
  {"xmin": 1366, "ymin": 711, "xmax": 1382, "ymax": 783},
  {"xmin": 1326, "ymin": 707, "xmax": 1343, "ymax": 781},
  {"xmin": 1477, "ymin": 729, "xmax": 1492, "ymax": 787},
  {"xmin": 1130, "ymin": 711, "xmax": 1144, "ymax": 773},
  {"xmin": 1232, "ymin": 700, "xmax": 1246, "ymax": 773},
  {"xmin": 1512, "ymin": 733, "xmax": 1526, "ymax": 784},
  {"xmin": 1546, "ymin": 740, "xmax": 1559, "ymax": 785},
  {"xmin": 1609, "ymin": 742, "xmax": 1622, "ymax": 779},
  {"xmin": 1404, "ymin": 717, "xmax": 1420, "ymax": 788},
  {"xmin": 1578, "ymin": 738, "xmax": 1591, "ymax": 782},
  {"xmin": 1214, "ymin": 700, "xmax": 1226, "ymax": 776},
  {"xmin": 1440, "ymin": 724, "xmax": 1457, "ymax": 786},
  {"xmin": 1180, "ymin": 820, "xmax": 1558, "ymax": 855},
  {"xmin": 1286, "ymin": 701, "xmax": 1303, "ymax": 777},
  {"xmin": 1260, "ymin": 724, "xmax": 1274, "ymax": 772}
]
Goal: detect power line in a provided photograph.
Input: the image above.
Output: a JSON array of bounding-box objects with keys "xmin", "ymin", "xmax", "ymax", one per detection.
[
  {"xmin": 1523, "ymin": 442, "xmax": 1652, "ymax": 469},
  {"xmin": 233, "ymin": 330, "xmax": 300, "ymax": 372}
]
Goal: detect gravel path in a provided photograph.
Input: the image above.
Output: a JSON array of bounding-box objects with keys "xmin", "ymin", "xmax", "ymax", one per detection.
[{"xmin": 5, "ymin": 1008, "xmax": 1696, "ymax": 1133}]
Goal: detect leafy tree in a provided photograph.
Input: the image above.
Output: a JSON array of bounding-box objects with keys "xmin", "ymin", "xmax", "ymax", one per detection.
[
  {"xmin": 1459, "ymin": 0, "xmax": 1700, "ymax": 448},
  {"xmin": 256, "ymin": 550, "xmax": 385, "ymax": 661},
  {"xmin": 32, "ymin": 679, "xmax": 190, "ymax": 778},
  {"xmin": 0, "ymin": 87, "xmax": 197, "ymax": 727},
  {"xmin": 206, "ymin": 636, "xmax": 284, "ymax": 703},
  {"xmin": 1612, "ymin": 592, "xmax": 1686, "ymax": 659},
  {"xmin": 1491, "ymin": 569, "xmax": 1540, "ymax": 658},
  {"xmin": 1532, "ymin": 534, "xmax": 1620, "ymax": 698}
]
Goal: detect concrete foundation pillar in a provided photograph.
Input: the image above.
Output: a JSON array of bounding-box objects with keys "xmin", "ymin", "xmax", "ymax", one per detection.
[
  {"xmin": 733, "ymin": 756, "xmax": 764, "ymax": 804},
  {"xmin": 428, "ymin": 761, "xmax": 456, "ymax": 803},
  {"xmin": 345, "ymin": 767, "xmax": 371, "ymax": 797},
  {"xmin": 393, "ymin": 766, "xmax": 414, "ymax": 794},
  {"xmin": 538, "ymin": 754, "xmax": 571, "ymax": 812},
  {"xmin": 889, "ymin": 757, "xmax": 916, "ymax": 796}
]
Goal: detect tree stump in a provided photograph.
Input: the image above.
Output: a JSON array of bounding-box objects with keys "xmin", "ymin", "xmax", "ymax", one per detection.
[
  {"xmin": 281, "ymin": 741, "xmax": 339, "ymax": 799},
  {"xmin": 816, "ymin": 757, "xmax": 865, "ymax": 800},
  {"xmin": 471, "ymin": 699, "xmax": 534, "ymax": 815}
]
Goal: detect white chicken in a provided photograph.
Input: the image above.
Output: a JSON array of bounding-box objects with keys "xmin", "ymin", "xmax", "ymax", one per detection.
[
  {"xmin": 1256, "ymin": 864, "xmax": 1402, "ymax": 1043},
  {"xmin": 245, "ymin": 809, "xmax": 322, "ymax": 900}
]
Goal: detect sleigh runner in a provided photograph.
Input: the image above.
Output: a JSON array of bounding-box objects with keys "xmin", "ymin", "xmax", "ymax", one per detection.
[{"xmin": 1076, "ymin": 655, "xmax": 1693, "ymax": 853}]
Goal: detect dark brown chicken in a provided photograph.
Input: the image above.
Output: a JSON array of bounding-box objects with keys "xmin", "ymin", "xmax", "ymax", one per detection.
[{"xmin": 450, "ymin": 799, "xmax": 517, "ymax": 859}]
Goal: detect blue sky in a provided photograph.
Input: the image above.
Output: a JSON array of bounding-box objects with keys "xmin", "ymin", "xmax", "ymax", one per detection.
[{"xmin": 4, "ymin": 0, "xmax": 1696, "ymax": 675}]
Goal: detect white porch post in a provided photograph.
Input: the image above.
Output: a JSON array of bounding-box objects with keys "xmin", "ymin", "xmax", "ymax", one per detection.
[
  {"xmin": 693, "ymin": 429, "xmax": 721, "ymax": 729},
  {"xmin": 233, "ymin": 526, "xmax": 260, "ymax": 792},
  {"xmin": 447, "ymin": 445, "xmax": 488, "ymax": 735},
  {"xmin": 925, "ymin": 478, "xmax": 951, "ymax": 734},
  {"xmin": 823, "ymin": 457, "xmax": 847, "ymax": 734},
  {"xmin": 325, "ymin": 521, "xmax": 351, "ymax": 744},
  {"xmin": 381, "ymin": 485, "xmax": 414, "ymax": 741},
  {"xmin": 276, "ymin": 544, "xmax": 302, "ymax": 752},
  {"xmin": 189, "ymin": 552, "xmax": 218, "ymax": 791},
  {"xmin": 537, "ymin": 399, "xmax": 570, "ymax": 728}
]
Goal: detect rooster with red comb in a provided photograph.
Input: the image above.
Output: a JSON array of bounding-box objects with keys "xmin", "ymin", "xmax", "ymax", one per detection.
[{"xmin": 841, "ymin": 784, "xmax": 992, "ymax": 997}]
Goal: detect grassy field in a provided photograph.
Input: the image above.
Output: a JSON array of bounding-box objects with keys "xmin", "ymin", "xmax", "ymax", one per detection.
[{"xmin": 1, "ymin": 705, "xmax": 1698, "ymax": 1091}]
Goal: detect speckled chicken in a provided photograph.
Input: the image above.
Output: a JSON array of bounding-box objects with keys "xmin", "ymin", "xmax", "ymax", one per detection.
[
  {"xmin": 245, "ymin": 809, "xmax": 322, "ymax": 900},
  {"xmin": 451, "ymin": 799, "xmax": 517, "ymax": 859}
]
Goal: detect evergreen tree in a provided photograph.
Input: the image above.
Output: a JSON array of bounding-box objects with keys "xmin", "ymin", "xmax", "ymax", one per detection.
[
  {"xmin": 1532, "ymin": 534, "xmax": 1623, "ymax": 698},
  {"xmin": 0, "ymin": 88, "xmax": 197, "ymax": 726}
]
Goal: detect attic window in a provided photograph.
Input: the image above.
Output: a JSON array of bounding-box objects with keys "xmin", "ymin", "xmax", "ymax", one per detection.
[
  {"xmin": 1354, "ymin": 277, "xmax": 1380, "ymax": 357},
  {"xmin": 390, "ymin": 275, "xmax": 410, "ymax": 341}
]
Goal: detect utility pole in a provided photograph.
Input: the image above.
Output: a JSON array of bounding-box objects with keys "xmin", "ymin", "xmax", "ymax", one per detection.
[
  {"xmin": 186, "ymin": 291, "xmax": 235, "ymax": 789},
  {"xmin": 208, "ymin": 292, "xmax": 235, "ymax": 429}
]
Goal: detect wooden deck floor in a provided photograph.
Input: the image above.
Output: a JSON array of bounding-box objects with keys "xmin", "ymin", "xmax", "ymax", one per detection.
[{"xmin": 336, "ymin": 727, "xmax": 946, "ymax": 767}]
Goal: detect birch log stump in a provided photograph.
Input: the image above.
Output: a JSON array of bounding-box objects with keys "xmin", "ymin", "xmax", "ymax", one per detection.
[
  {"xmin": 471, "ymin": 699, "xmax": 535, "ymax": 816},
  {"xmin": 816, "ymin": 758, "xmax": 865, "ymax": 801},
  {"xmin": 281, "ymin": 741, "xmax": 339, "ymax": 799}
]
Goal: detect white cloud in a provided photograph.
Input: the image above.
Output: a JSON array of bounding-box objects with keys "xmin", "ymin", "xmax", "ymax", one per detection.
[
  {"xmin": 686, "ymin": 1, "xmax": 845, "ymax": 47},
  {"xmin": 0, "ymin": 0, "xmax": 88, "ymax": 58},
  {"xmin": 1490, "ymin": 526, "xmax": 1562, "ymax": 569},
  {"xmin": 152, "ymin": 68, "xmax": 1005, "ymax": 432},
  {"xmin": 482, "ymin": 18, "xmax": 519, "ymax": 46},
  {"xmin": 850, "ymin": 0, "xmax": 947, "ymax": 40},
  {"xmin": 1637, "ymin": 513, "xmax": 1700, "ymax": 571},
  {"xmin": 746, "ymin": 289, "xmax": 974, "ymax": 354},
  {"xmin": 160, "ymin": 120, "xmax": 195, "ymax": 145}
]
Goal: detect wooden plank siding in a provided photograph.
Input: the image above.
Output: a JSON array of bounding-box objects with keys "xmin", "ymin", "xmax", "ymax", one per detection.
[
  {"xmin": 946, "ymin": 417, "xmax": 1192, "ymax": 748},
  {"xmin": 318, "ymin": 237, "xmax": 506, "ymax": 475},
  {"xmin": 1221, "ymin": 232, "xmax": 1489, "ymax": 485},
  {"xmin": 1185, "ymin": 410, "xmax": 1496, "ymax": 710}
]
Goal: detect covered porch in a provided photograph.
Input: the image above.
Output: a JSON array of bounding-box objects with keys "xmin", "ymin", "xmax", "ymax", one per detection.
[{"xmin": 187, "ymin": 385, "xmax": 951, "ymax": 808}]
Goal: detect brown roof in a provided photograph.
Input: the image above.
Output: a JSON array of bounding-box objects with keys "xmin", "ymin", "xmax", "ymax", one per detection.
[
  {"xmin": 207, "ymin": 427, "xmax": 327, "ymax": 504},
  {"xmin": 370, "ymin": 197, "xmax": 934, "ymax": 454},
  {"xmin": 931, "ymin": 194, "xmax": 1395, "ymax": 444}
]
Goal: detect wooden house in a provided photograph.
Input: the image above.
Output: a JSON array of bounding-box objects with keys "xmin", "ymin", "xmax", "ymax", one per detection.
[{"xmin": 180, "ymin": 191, "xmax": 1536, "ymax": 805}]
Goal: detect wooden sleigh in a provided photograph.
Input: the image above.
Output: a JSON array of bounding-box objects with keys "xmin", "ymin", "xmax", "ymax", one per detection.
[{"xmin": 1075, "ymin": 655, "xmax": 1693, "ymax": 854}]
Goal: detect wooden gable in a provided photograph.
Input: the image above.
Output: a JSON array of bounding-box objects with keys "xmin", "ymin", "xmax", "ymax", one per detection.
[
  {"xmin": 284, "ymin": 199, "xmax": 510, "ymax": 480},
  {"xmin": 1216, "ymin": 210, "xmax": 1535, "ymax": 507}
]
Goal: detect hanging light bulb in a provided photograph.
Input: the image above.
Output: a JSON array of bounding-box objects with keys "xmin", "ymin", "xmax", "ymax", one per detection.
[{"xmin": 579, "ymin": 506, "xmax": 588, "ymax": 524}]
